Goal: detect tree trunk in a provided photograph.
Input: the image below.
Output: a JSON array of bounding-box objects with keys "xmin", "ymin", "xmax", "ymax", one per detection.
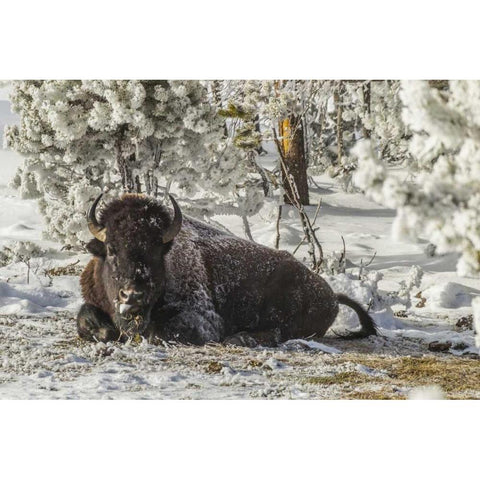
[
  {"xmin": 279, "ymin": 114, "xmax": 309, "ymax": 205},
  {"xmin": 247, "ymin": 150, "xmax": 270, "ymax": 197},
  {"xmin": 254, "ymin": 114, "xmax": 267, "ymax": 155},
  {"xmin": 242, "ymin": 215, "xmax": 254, "ymax": 242},
  {"xmin": 135, "ymin": 175, "xmax": 142, "ymax": 193},
  {"xmin": 362, "ymin": 81, "xmax": 371, "ymax": 139},
  {"xmin": 144, "ymin": 171, "xmax": 152, "ymax": 195},
  {"xmin": 212, "ymin": 80, "xmax": 228, "ymax": 137},
  {"xmin": 117, "ymin": 153, "xmax": 135, "ymax": 193},
  {"xmin": 115, "ymin": 129, "xmax": 136, "ymax": 193},
  {"xmin": 334, "ymin": 82, "xmax": 344, "ymax": 165}
]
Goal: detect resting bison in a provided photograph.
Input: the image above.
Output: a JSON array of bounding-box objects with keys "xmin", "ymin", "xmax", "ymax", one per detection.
[{"xmin": 77, "ymin": 193, "xmax": 376, "ymax": 346}]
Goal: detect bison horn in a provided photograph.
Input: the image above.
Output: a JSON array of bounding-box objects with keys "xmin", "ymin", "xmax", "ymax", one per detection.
[
  {"xmin": 87, "ymin": 193, "xmax": 107, "ymax": 242},
  {"xmin": 162, "ymin": 194, "xmax": 183, "ymax": 244}
]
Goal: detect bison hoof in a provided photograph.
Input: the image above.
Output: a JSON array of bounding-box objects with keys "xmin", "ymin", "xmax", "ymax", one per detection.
[
  {"xmin": 77, "ymin": 303, "xmax": 120, "ymax": 343},
  {"xmin": 223, "ymin": 332, "xmax": 258, "ymax": 348}
]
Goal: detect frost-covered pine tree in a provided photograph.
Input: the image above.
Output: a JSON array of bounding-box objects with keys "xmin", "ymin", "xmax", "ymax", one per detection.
[
  {"xmin": 354, "ymin": 80, "xmax": 480, "ymax": 277},
  {"xmin": 5, "ymin": 80, "xmax": 258, "ymax": 246},
  {"xmin": 222, "ymin": 80, "xmax": 333, "ymax": 268},
  {"xmin": 318, "ymin": 80, "xmax": 409, "ymax": 191},
  {"xmin": 222, "ymin": 80, "xmax": 319, "ymax": 204},
  {"xmin": 233, "ymin": 80, "xmax": 410, "ymax": 193},
  {"xmin": 352, "ymin": 81, "xmax": 409, "ymax": 166}
]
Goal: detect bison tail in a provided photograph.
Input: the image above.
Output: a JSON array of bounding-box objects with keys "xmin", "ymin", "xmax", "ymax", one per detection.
[{"xmin": 335, "ymin": 293, "xmax": 377, "ymax": 338}]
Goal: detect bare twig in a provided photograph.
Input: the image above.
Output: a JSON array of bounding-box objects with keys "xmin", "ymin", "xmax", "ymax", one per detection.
[
  {"xmin": 311, "ymin": 198, "xmax": 322, "ymax": 226},
  {"xmin": 292, "ymin": 234, "xmax": 307, "ymax": 255},
  {"xmin": 242, "ymin": 215, "xmax": 254, "ymax": 242},
  {"xmin": 308, "ymin": 176, "xmax": 322, "ymax": 189},
  {"xmin": 358, "ymin": 251, "xmax": 377, "ymax": 279},
  {"xmin": 335, "ymin": 235, "xmax": 347, "ymax": 273},
  {"xmin": 367, "ymin": 298, "xmax": 374, "ymax": 313},
  {"xmin": 363, "ymin": 250, "xmax": 377, "ymax": 268},
  {"xmin": 272, "ymin": 126, "xmax": 323, "ymax": 271},
  {"xmin": 292, "ymin": 227, "xmax": 320, "ymax": 255},
  {"xmin": 275, "ymin": 205, "xmax": 282, "ymax": 249},
  {"xmin": 247, "ymin": 150, "xmax": 271, "ymax": 197}
]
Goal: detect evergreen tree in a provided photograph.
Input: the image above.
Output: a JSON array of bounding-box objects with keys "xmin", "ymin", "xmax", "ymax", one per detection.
[
  {"xmin": 354, "ymin": 80, "xmax": 480, "ymax": 277},
  {"xmin": 318, "ymin": 80, "xmax": 409, "ymax": 191},
  {"xmin": 5, "ymin": 80, "xmax": 257, "ymax": 246}
]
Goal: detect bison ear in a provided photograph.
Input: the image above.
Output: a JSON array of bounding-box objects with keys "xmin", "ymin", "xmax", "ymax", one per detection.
[{"xmin": 86, "ymin": 238, "xmax": 106, "ymax": 258}]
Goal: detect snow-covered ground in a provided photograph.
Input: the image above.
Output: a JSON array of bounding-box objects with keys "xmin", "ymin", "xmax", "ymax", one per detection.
[{"xmin": 0, "ymin": 147, "xmax": 479, "ymax": 399}]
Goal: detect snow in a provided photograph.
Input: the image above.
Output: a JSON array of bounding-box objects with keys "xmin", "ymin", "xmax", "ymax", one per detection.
[
  {"xmin": 473, "ymin": 297, "xmax": 480, "ymax": 348},
  {"xmin": 0, "ymin": 280, "xmax": 80, "ymax": 314},
  {"xmin": 408, "ymin": 385, "xmax": 446, "ymax": 400},
  {"xmin": 0, "ymin": 144, "xmax": 479, "ymax": 398},
  {"xmin": 283, "ymin": 338, "xmax": 342, "ymax": 354},
  {"xmin": 422, "ymin": 282, "xmax": 475, "ymax": 309}
]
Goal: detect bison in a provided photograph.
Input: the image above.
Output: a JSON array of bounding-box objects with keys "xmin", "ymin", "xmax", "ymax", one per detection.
[{"xmin": 77, "ymin": 193, "xmax": 377, "ymax": 346}]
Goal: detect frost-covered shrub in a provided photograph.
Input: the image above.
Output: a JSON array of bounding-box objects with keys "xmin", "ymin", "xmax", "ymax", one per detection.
[
  {"xmin": 323, "ymin": 270, "xmax": 381, "ymax": 332},
  {"xmin": 0, "ymin": 241, "xmax": 46, "ymax": 284},
  {"xmin": 0, "ymin": 250, "xmax": 9, "ymax": 267},
  {"xmin": 335, "ymin": 263, "xmax": 423, "ymax": 313},
  {"xmin": 322, "ymin": 250, "xmax": 346, "ymax": 275},
  {"xmin": 4, "ymin": 81, "xmax": 257, "ymax": 247},
  {"xmin": 353, "ymin": 80, "xmax": 480, "ymax": 277},
  {"xmin": 360, "ymin": 269, "xmax": 384, "ymax": 308},
  {"xmin": 397, "ymin": 265, "xmax": 424, "ymax": 308},
  {"xmin": 325, "ymin": 269, "xmax": 382, "ymax": 309},
  {"xmin": 0, "ymin": 241, "xmax": 45, "ymax": 266}
]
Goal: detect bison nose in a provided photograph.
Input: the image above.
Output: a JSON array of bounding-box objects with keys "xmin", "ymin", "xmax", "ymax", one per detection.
[{"xmin": 118, "ymin": 287, "xmax": 144, "ymax": 305}]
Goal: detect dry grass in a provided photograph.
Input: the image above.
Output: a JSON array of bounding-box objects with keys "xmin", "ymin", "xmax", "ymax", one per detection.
[
  {"xmin": 390, "ymin": 356, "xmax": 480, "ymax": 394},
  {"xmin": 303, "ymin": 371, "xmax": 371, "ymax": 386},
  {"xmin": 309, "ymin": 353, "xmax": 480, "ymax": 399},
  {"xmin": 205, "ymin": 360, "xmax": 223, "ymax": 374},
  {"xmin": 44, "ymin": 261, "xmax": 83, "ymax": 277},
  {"xmin": 345, "ymin": 390, "xmax": 406, "ymax": 400}
]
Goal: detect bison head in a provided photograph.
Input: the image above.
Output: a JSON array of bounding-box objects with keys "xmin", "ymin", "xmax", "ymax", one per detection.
[{"xmin": 87, "ymin": 193, "xmax": 182, "ymax": 338}]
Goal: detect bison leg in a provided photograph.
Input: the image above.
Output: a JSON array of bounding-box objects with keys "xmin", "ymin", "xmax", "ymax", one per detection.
[
  {"xmin": 150, "ymin": 307, "xmax": 225, "ymax": 345},
  {"xmin": 77, "ymin": 303, "xmax": 120, "ymax": 343}
]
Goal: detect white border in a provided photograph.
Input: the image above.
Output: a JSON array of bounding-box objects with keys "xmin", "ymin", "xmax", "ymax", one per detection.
[
  {"xmin": 2, "ymin": 2, "xmax": 478, "ymax": 477},
  {"xmin": 2, "ymin": 401, "xmax": 479, "ymax": 479},
  {"xmin": 2, "ymin": 1, "xmax": 480, "ymax": 78}
]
